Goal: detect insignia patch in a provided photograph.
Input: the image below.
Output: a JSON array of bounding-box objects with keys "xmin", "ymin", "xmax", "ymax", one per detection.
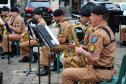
[
  {"xmin": 88, "ymin": 44, "xmax": 95, "ymax": 53},
  {"xmin": 90, "ymin": 35, "xmax": 98, "ymax": 43}
]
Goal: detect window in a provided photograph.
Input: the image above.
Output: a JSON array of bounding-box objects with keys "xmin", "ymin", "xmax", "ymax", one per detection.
[
  {"xmin": 120, "ymin": 4, "xmax": 126, "ymax": 10},
  {"xmin": 29, "ymin": 1, "xmax": 50, "ymax": 8},
  {"xmin": 105, "ymin": 3, "xmax": 115, "ymax": 10}
]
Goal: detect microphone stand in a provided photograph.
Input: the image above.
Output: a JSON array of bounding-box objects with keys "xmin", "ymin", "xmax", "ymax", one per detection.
[
  {"xmin": 22, "ymin": 21, "xmax": 37, "ymax": 77},
  {"xmin": 26, "ymin": 30, "xmax": 32, "ymax": 76},
  {"xmin": 25, "ymin": 22, "xmax": 35, "ymax": 76}
]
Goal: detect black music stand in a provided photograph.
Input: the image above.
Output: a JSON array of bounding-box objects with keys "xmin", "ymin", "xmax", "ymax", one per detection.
[{"xmin": 31, "ymin": 24, "xmax": 59, "ymax": 84}]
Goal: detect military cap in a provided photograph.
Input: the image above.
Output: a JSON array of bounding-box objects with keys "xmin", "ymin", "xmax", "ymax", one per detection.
[
  {"xmin": 2, "ymin": 6, "xmax": 9, "ymax": 11},
  {"xmin": 91, "ymin": 5, "xmax": 108, "ymax": 15},
  {"xmin": 33, "ymin": 8, "xmax": 43, "ymax": 15},
  {"xmin": 79, "ymin": 7, "xmax": 91, "ymax": 16},
  {"xmin": 53, "ymin": 9, "xmax": 64, "ymax": 17},
  {"xmin": 11, "ymin": 7, "xmax": 19, "ymax": 12}
]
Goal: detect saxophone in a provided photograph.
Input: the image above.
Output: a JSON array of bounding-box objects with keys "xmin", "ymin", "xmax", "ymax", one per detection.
[
  {"xmin": 21, "ymin": 20, "xmax": 33, "ymax": 42},
  {"xmin": 21, "ymin": 31, "xmax": 29, "ymax": 42},
  {"xmin": 63, "ymin": 24, "xmax": 86, "ymax": 68},
  {"xmin": 0, "ymin": 17, "xmax": 8, "ymax": 35}
]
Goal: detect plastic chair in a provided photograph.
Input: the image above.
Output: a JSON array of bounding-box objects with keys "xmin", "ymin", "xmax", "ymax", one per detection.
[
  {"xmin": 99, "ymin": 54, "xmax": 126, "ymax": 84},
  {"xmin": 56, "ymin": 52, "xmax": 63, "ymax": 73}
]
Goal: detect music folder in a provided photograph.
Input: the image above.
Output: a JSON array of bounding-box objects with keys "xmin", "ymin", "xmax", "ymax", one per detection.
[{"xmin": 31, "ymin": 24, "xmax": 59, "ymax": 48}]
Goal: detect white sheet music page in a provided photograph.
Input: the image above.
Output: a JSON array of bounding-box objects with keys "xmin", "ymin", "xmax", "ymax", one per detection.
[{"xmin": 45, "ymin": 25, "xmax": 60, "ymax": 45}]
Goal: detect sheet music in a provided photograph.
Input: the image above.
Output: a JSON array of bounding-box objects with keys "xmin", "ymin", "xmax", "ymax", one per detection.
[
  {"xmin": 49, "ymin": 26, "xmax": 59, "ymax": 37},
  {"xmin": 45, "ymin": 25, "xmax": 60, "ymax": 45}
]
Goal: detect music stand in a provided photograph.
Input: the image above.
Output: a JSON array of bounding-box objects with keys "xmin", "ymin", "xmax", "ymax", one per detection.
[{"xmin": 31, "ymin": 24, "xmax": 59, "ymax": 84}]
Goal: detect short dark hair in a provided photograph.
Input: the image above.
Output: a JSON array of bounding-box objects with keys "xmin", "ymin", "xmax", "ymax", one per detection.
[
  {"xmin": 2, "ymin": 6, "xmax": 9, "ymax": 11},
  {"xmin": 91, "ymin": 5, "xmax": 109, "ymax": 21},
  {"xmin": 53, "ymin": 9, "xmax": 64, "ymax": 17},
  {"xmin": 11, "ymin": 7, "xmax": 19, "ymax": 12},
  {"xmin": 91, "ymin": 5, "xmax": 108, "ymax": 15},
  {"xmin": 101, "ymin": 14, "xmax": 109, "ymax": 21}
]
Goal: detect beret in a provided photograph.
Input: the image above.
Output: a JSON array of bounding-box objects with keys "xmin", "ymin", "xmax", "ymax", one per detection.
[
  {"xmin": 33, "ymin": 8, "xmax": 43, "ymax": 15},
  {"xmin": 91, "ymin": 5, "xmax": 108, "ymax": 15},
  {"xmin": 79, "ymin": 8, "xmax": 91, "ymax": 16},
  {"xmin": 53, "ymin": 9, "xmax": 64, "ymax": 17},
  {"xmin": 11, "ymin": 7, "xmax": 19, "ymax": 12}
]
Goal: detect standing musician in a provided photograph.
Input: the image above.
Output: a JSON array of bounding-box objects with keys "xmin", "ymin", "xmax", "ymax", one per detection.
[
  {"xmin": 61, "ymin": 5, "xmax": 116, "ymax": 84},
  {"xmin": 1, "ymin": 7, "xmax": 25, "ymax": 58},
  {"xmin": 37, "ymin": 9, "xmax": 71, "ymax": 76},
  {"xmin": 19, "ymin": 8, "xmax": 47, "ymax": 62}
]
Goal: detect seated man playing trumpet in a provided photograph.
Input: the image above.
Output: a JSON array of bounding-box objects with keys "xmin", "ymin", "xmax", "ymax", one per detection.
[{"xmin": 1, "ymin": 7, "xmax": 25, "ymax": 58}]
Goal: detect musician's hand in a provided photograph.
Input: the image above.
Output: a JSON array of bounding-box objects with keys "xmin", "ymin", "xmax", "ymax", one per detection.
[
  {"xmin": 82, "ymin": 46, "xmax": 88, "ymax": 51},
  {"xmin": 69, "ymin": 43, "xmax": 76, "ymax": 49},
  {"xmin": 75, "ymin": 47, "xmax": 84, "ymax": 54}
]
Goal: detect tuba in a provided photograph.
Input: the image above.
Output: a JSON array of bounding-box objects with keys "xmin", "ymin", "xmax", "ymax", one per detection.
[{"xmin": 63, "ymin": 24, "xmax": 86, "ymax": 68}]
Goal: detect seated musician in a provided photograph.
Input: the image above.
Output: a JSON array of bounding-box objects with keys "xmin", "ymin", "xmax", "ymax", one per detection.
[
  {"xmin": 0, "ymin": 6, "xmax": 10, "ymax": 43},
  {"xmin": 1, "ymin": 6, "xmax": 11, "ymax": 21},
  {"xmin": 1, "ymin": 7, "xmax": 25, "ymax": 58},
  {"xmin": 61, "ymin": 5, "xmax": 116, "ymax": 84},
  {"xmin": 63, "ymin": 7, "xmax": 93, "ymax": 68},
  {"xmin": 19, "ymin": 8, "xmax": 47, "ymax": 62},
  {"xmin": 37, "ymin": 9, "xmax": 71, "ymax": 76}
]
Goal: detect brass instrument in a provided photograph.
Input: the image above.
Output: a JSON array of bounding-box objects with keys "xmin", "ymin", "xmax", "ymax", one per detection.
[
  {"xmin": 63, "ymin": 24, "xmax": 86, "ymax": 68},
  {"xmin": 0, "ymin": 17, "xmax": 8, "ymax": 35},
  {"xmin": 21, "ymin": 20, "xmax": 33, "ymax": 42},
  {"xmin": 21, "ymin": 31, "xmax": 29, "ymax": 42}
]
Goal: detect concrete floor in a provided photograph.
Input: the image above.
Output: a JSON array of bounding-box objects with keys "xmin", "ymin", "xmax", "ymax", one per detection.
[{"xmin": 0, "ymin": 31, "xmax": 126, "ymax": 84}]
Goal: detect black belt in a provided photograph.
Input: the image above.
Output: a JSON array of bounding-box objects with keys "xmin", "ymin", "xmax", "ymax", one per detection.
[{"xmin": 93, "ymin": 65, "xmax": 114, "ymax": 70}]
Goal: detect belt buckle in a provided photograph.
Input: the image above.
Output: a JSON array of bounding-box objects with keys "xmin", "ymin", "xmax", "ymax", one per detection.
[{"xmin": 105, "ymin": 67, "xmax": 108, "ymax": 70}]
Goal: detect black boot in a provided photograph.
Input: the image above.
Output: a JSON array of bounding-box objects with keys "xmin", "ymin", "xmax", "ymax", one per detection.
[
  {"xmin": 37, "ymin": 66, "xmax": 49, "ymax": 76},
  {"xmin": 1, "ymin": 52, "xmax": 13, "ymax": 59},
  {"xmin": 18, "ymin": 56, "xmax": 29, "ymax": 62}
]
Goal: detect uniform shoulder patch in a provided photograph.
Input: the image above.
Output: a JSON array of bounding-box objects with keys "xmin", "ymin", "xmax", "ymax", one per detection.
[
  {"xmin": 88, "ymin": 43, "xmax": 96, "ymax": 53},
  {"xmin": 90, "ymin": 35, "xmax": 98, "ymax": 43}
]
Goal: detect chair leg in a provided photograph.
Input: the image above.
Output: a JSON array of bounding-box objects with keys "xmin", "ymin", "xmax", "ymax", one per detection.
[
  {"xmin": 124, "ymin": 77, "xmax": 126, "ymax": 84},
  {"xmin": 116, "ymin": 55, "xmax": 126, "ymax": 83}
]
